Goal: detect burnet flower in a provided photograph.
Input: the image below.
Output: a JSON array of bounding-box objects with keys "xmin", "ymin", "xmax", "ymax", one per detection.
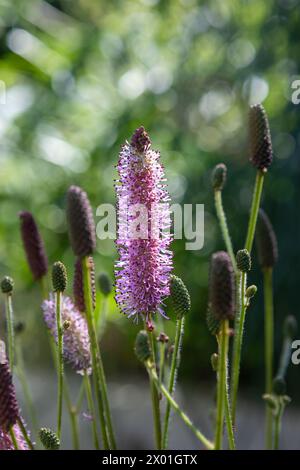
[
  {"xmin": 115, "ymin": 127, "xmax": 173, "ymax": 321},
  {"xmin": 42, "ymin": 295, "xmax": 91, "ymax": 374},
  {"xmin": 0, "ymin": 423, "xmax": 29, "ymax": 450}
]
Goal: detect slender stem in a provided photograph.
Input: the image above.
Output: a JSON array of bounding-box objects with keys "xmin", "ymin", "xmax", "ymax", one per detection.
[
  {"xmin": 84, "ymin": 372, "xmax": 100, "ymax": 450},
  {"xmin": 214, "ymin": 190, "xmax": 237, "ymax": 272},
  {"xmin": 162, "ymin": 316, "xmax": 185, "ymax": 449},
  {"xmin": 17, "ymin": 416, "xmax": 34, "ymax": 450},
  {"xmin": 224, "ymin": 359, "xmax": 235, "ymax": 450},
  {"xmin": 15, "ymin": 341, "xmax": 38, "ymax": 432},
  {"xmin": 9, "ymin": 427, "xmax": 19, "ymax": 450},
  {"xmin": 159, "ymin": 342, "xmax": 166, "ymax": 384},
  {"xmin": 5, "ymin": 294, "xmax": 15, "ymax": 373},
  {"xmin": 273, "ymin": 402, "xmax": 284, "ymax": 450},
  {"xmin": 147, "ymin": 327, "xmax": 162, "ymax": 449},
  {"xmin": 63, "ymin": 380, "xmax": 80, "ymax": 450},
  {"xmin": 215, "ymin": 320, "xmax": 229, "ymax": 450},
  {"xmin": 230, "ymin": 272, "xmax": 247, "ymax": 424},
  {"xmin": 55, "ymin": 291, "xmax": 64, "ymax": 440},
  {"xmin": 82, "ymin": 257, "xmax": 110, "ymax": 449},
  {"xmin": 97, "ymin": 296, "xmax": 108, "ymax": 338},
  {"xmin": 264, "ymin": 268, "xmax": 274, "ymax": 449},
  {"xmin": 245, "ymin": 171, "xmax": 265, "ymax": 253},
  {"xmin": 146, "ymin": 361, "xmax": 214, "ymax": 450},
  {"xmin": 97, "ymin": 345, "xmax": 116, "ymax": 449}
]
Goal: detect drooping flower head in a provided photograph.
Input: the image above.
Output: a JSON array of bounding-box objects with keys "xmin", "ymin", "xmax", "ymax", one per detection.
[
  {"xmin": 19, "ymin": 211, "xmax": 48, "ymax": 280},
  {"xmin": 42, "ymin": 295, "xmax": 91, "ymax": 374},
  {"xmin": 115, "ymin": 127, "xmax": 173, "ymax": 321}
]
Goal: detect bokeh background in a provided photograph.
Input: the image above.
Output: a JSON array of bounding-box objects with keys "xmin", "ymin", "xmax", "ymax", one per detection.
[{"xmin": 0, "ymin": 0, "xmax": 300, "ymax": 449}]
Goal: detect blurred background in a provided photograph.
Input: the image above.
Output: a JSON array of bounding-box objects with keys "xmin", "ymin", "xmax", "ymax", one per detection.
[{"xmin": 0, "ymin": 0, "xmax": 300, "ymax": 449}]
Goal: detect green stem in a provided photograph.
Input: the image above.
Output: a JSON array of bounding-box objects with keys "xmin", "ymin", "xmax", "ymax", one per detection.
[
  {"xmin": 224, "ymin": 361, "xmax": 235, "ymax": 450},
  {"xmin": 146, "ymin": 361, "xmax": 214, "ymax": 450},
  {"xmin": 230, "ymin": 272, "xmax": 247, "ymax": 424},
  {"xmin": 9, "ymin": 427, "xmax": 19, "ymax": 450},
  {"xmin": 97, "ymin": 296, "xmax": 108, "ymax": 338},
  {"xmin": 55, "ymin": 291, "xmax": 64, "ymax": 440},
  {"xmin": 264, "ymin": 268, "xmax": 274, "ymax": 449},
  {"xmin": 214, "ymin": 190, "xmax": 237, "ymax": 272},
  {"xmin": 5, "ymin": 294, "xmax": 15, "ymax": 373},
  {"xmin": 215, "ymin": 320, "xmax": 229, "ymax": 450},
  {"xmin": 147, "ymin": 327, "xmax": 162, "ymax": 449},
  {"xmin": 17, "ymin": 416, "xmax": 34, "ymax": 450},
  {"xmin": 245, "ymin": 171, "xmax": 265, "ymax": 253},
  {"xmin": 63, "ymin": 380, "xmax": 80, "ymax": 450},
  {"xmin": 162, "ymin": 316, "xmax": 185, "ymax": 449},
  {"xmin": 273, "ymin": 402, "xmax": 284, "ymax": 450},
  {"xmin": 82, "ymin": 257, "xmax": 110, "ymax": 450},
  {"xmin": 84, "ymin": 372, "xmax": 100, "ymax": 450}
]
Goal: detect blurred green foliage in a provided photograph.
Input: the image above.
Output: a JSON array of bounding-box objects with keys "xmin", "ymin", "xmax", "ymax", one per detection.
[{"xmin": 0, "ymin": 0, "xmax": 299, "ymax": 394}]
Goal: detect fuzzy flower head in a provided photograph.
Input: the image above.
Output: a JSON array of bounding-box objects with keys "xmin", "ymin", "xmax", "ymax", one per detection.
[
  {"xmin": 115, "ymin": 127, "xmax": 173, "ymax": 321},
  {"xmin": 42, "ymin": 295, "xmax": 91, "ymax": 374},
  {"xmin": 0, "ymin": 422, "xmax": 29, "ymax": 450}
]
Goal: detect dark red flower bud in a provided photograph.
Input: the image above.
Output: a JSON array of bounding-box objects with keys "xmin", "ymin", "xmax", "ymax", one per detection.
[
  {"xmin": 73, "ymin": 257, "xmax": 96, "ymax": 313},
  {"xmin": 249, "ymin": 104, "xmax": 273, "ymax": 171},
  {"xmin": 209, "ymin": 251, "xmax": 235, "ymax": 322},
  {"xmin": 256, "ymin": 209, "xmax": 278, "ymax": 268},
  {"xmin": 131, "ymin": 126, "xmax": 151, "ymax": 154},
  {"xmin": 66, "ymin": 186, "xmax": 96, "ymax": 258},
  {"xmin": 0, "ymin": 342, "xmax": 19, "ymax": 431},
  {"xmin": 19, "ymin": 211, "xmax": 48, "ymax": 280}
]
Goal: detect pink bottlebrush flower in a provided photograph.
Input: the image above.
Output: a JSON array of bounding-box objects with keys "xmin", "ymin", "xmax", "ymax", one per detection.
[
  {"xmin": 42, "ymin": 295, "xmax": 91, "ymax": 375},
  {"xmin": 0, "ymin": 422, "xmax": 29, "ymax": 451},
  {"xmin": 115, "ymin": 126, "xmax": 173, "ymax": 321}
]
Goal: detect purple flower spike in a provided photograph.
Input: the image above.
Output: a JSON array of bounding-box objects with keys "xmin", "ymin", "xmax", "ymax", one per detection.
[
  {"xmin": 115, "ymin": 127, "xmax": 173, "ymax": 321},
  {"xmin": 42, "ymin": 295, "xmax": 91, "ymax": 374},
  {"xmin": 0, "ymin": 422, "xmax": 29, "ymax": 450},
  {"xmin": 19, "ymin": 211, "xmax": 48, "ymax": 280},
  {"xmin": 0, "ymin": 342, "xmax": 19, "ymax": 432}
]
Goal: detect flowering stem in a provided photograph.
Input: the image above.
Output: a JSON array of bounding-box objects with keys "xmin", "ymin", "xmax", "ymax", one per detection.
[
  {"xmin": 145, "ymin": 360, "xmax": 214, "ymax": 450},
  {"xmin": 84, "ymin": 372, "xmax": 100, "ymax": 450},
  {"xmin": 223, "ymin": 346, "xmax": 236, "ymax": 450},
  {"xmin": 162, "ymin": 316, "xmax": 185, "ymax": 449},
  {"xmin": 82, "ymin": 257, "xmax": 112, "ymax": 449},
  {"xmin": 230, "ymin": 272, "xmax": 247, "ymax": 424},
  {"xmin": 147, "ymin": 327, "xmax": 162, "ymax": 449},
  {"xmin": 9, "ymin": 427, "xmax": 18, "ymax": 450},
  {"xmin": 245, "ymin": 171, "xmax": 265, "ymax": 253},
  {"xmin": 214, "ymin": 190, "xmax": 237, "ymax": 272},
  {"xmin": 17, "ymin": 416, "xmax": 34, "ymax": 450},
  {"xmin": 215, "ymin": 320, "xmax": 229, "ymax": 450},
  {"xmin": 273, "ymin": 401, "xmax": 284, "ymax": 450},
  {"xmin": 55, "ymin": 291, "xmax": 64, "ymax": 440},
  {"xmin": 4, "ymin": 293, "xmax": 14, "ymax": 373},
  {"xmin": 63, "ymin": 380, "xmax": 80, "ymax": 450},
  {"xmin": 264, "ymin": 268, "xmax": 274, "ymax": 449}
]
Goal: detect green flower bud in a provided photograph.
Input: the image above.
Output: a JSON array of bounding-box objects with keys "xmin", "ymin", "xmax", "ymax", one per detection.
[
  {"xmin": 236, "ymin": 249, "xmax": 251, "ymax": 272},
  {"xmin": 246, "ymin": 285, "xmax": 257, "ymax": 299},
  {"xmin": 1, "ymin": 276, "xmax": 14, "ymax": 294},
  {"xmin": 39, "ymin": 427, "xmax": 60, "ymax": 450},
  {"xmin": 170, "ymin": 275, "xmax": 191, "ymax": 318},
  {"xmin": 211, "ymin": 164, "xmax": 227, "ymax": 191},
  {"xmin": 52, "ymin": 262, "xmax": 67, "ymax": 292}
]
